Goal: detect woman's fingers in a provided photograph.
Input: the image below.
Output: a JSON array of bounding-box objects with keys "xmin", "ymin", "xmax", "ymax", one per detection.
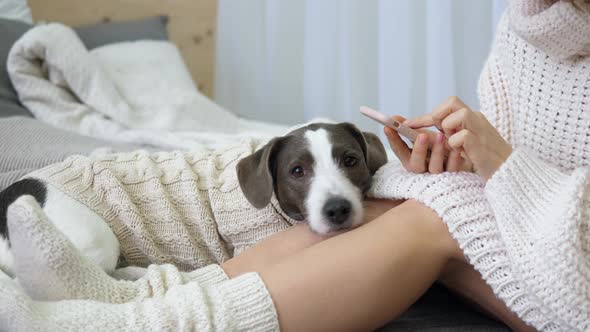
[
  {"xmin": 428, "ymin": 133, "xmax": 445, "ymax": 174},
  {"xmin": 445, "ymin": 149, "xmax": 463, "ymax": 172},
  {"xmin": 447, "ymin": 128, "xmax": 478, "ymax": 152},
  {"xmin": 431, "ymin": 96, "xmax": 469, "ymax": 130},
  {"xmin": 384, "ymin": 126, "xmax": 411, "ymax": 164},
  {"xmin": 462, "ymin": 158, "xmax": 474, "ymax": 173},
  {"xmin": 403, "ymin": 114, "xmax": 436, "ymax": 129},
  {"xmin": 387, "ymin": 112, "xmax": 478, "ymax": 174},
  {"xmin": 408, "ymin": 134, "xmax": 429, "ymax": 172},
  {"xmin": 441, "ymin": 108, "xmax": 479, "ymax": 135},
  {"xmin": 404, "ymin": 96, "xmax": 469, "ymax": 132},
  {"xmin": 433, "ymin": 96, "xmax": 468, "ymax": 118}
]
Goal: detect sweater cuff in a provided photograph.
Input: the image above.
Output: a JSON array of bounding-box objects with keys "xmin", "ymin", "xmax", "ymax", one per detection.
[
  {"xmin": 211, "ymin": 272, "xmax": 279, "ymax": 331},
  {"xmin": 369, "ymin": 162, "xmax": 488, "ymax": 216},
  {"xmin": 184, "ymin": 264, "xmax": 229, "ymax": 287}
]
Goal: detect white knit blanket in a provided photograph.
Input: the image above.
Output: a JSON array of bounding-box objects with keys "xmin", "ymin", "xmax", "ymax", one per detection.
[{"xmin": 7, "ymin": 23, "xmax": 288, "ymax": 151}]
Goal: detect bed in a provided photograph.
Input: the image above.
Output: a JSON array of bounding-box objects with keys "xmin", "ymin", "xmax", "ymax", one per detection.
[{"xmin": 0, "ymin": 1, "xmax": 509, "ymax": 330}]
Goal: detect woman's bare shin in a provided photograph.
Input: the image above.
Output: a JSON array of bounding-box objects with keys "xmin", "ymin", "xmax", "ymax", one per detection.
[{"xmin": 259, "ymin": 200, "xmax": 455, "ymax": 332}]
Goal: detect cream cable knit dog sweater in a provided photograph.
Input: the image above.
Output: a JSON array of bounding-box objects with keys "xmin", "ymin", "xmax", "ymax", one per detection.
[
  {"xmin": 370, "ymin": 1, "xmax": 590, "ymax": 331},
  {"xmin": 26, "ymin": 137, "xmax": 296, "ymax": 271}
]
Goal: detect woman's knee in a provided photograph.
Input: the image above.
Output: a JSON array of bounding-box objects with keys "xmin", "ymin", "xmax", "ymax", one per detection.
[{"xmin": 382, "ymin": 199, "xmax": 461, "ymax": 261}]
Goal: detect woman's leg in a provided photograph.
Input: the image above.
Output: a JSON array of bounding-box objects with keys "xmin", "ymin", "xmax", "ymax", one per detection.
[
  {"xmin": 222, "ymin": 198, "xmax": 404, "ymax": 278},
  {"xmin": 440, "ymin": 260, "xmax": 537, "ymax": 332},
  {"xmin": 223, "ymin": 198, "xmax": 533, "ymax": 331},
  {"xmin": 256, "ymin": 199, "xmax": 458, "ymax": 332}
]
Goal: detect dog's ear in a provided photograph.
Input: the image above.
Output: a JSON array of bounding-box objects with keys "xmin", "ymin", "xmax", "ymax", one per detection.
[
  {"xmin": 341, "ymin": 123, "xmax": 388, "ymax": 175},
  {"xmin": 236, "ymin": 137, "xmax": 283, "ymax": 209},
  {"xmin": 361, "ymin": 131, "xmax": 388, "ymax": 174}
]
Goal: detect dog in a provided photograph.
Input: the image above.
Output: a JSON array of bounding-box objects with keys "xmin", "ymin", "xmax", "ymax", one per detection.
[{"xmin": 0, "ymin": 122, "xmax": 387, "ymax": 277}]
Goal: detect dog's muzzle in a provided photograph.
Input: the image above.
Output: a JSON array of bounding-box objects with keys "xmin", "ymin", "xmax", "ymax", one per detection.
[{"xmin": 322, "ymin": 197, "xmax": 352, "ymax": 225}]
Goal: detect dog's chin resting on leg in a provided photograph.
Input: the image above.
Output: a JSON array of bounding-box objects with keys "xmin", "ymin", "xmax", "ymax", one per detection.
[{"xmin": 0, "ymin": 122, "xmax": 387, "ymax": 279}]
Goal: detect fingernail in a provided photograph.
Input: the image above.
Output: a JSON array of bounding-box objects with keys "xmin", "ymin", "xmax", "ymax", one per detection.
[
  {"xmin": 436, "ymin": 133, "xmax": 444, "ymax": 143},
  {"xmin": 404, "ymin": 120, "xmax": 412, "ymax": 126},
  {"xmin": 419, "ymin": 135, "xmax": 428, "ymax": 145}
]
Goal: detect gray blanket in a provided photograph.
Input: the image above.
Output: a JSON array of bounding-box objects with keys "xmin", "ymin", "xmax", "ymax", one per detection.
[{"xmin": 0, "ymin": 116, "xmax": 141, "ymax": 191}]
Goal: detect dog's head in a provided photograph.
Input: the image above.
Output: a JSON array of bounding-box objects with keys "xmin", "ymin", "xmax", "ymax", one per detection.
[{"xmin": 237, "ymin": 122, "xmax": 387, "ymax": 234}]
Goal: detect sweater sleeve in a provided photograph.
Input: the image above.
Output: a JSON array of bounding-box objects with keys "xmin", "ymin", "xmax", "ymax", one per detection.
[
  {"xmin": 485, "ymin": 148, "xmax": 590, "ymax": 330},
  {"xmin": 1, "ymin": 271, "xmax": 280, "ymax": 332},
  {"xmin": 369, "ymin": 162, "xmax": 571, "ymax": 329},
  {"xmin": 369, "ymin": 163, "xmax": 507, "ymax": 268}
]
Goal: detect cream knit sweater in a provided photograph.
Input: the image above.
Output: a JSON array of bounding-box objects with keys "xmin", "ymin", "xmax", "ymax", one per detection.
[
  {"xmin": 370, "ymin": 1, "xmax": 590, "ymax": 331},
  {"xmin": 26, "ymin": 137, "xmax": 296, "ymax": 271}
]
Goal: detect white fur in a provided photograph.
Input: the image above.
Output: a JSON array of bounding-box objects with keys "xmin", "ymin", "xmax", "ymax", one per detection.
[
  {"xmin": 0, "ymin": 184, "xmax": 120, "ymax": 277},
  {"xmin": 0, "ymin": 236, "xmax": 14, "ymax": 277},
  {"xmin": 305, "ymin": 128, "xmax": 364, "ymax": 234},
  {"xmin": 42, "ymin": 184, "xmax": 120, "ymax": 274},
  {"xmin": 284, "ymin": 117, "xmax": 337, "ymax": 134}
]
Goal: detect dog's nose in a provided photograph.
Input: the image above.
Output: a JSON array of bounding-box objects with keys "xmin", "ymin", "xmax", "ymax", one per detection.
[{"xmin": 322, "ymin": 198, "xmax": 352, "ymax": 225}]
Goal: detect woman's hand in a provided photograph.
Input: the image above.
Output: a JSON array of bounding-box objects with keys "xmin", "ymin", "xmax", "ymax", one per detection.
[
  {"xmin": 404, "ymin": 96, "xmax": 512, "ymax": 180},
  {"xmin": 385, "ymin": 115, "xmax": 472, "ymax": 174}
]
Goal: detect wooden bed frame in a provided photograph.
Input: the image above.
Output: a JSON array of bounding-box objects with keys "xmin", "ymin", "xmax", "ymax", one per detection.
[{"xmin": 27, "ymin": 0, "xmax": 218, "ymax": 98}]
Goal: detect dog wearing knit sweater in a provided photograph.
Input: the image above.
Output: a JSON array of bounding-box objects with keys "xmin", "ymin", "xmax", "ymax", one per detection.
[{"xmin": 0, "ymin": 122, "xmax": 387, "ymax": 278}]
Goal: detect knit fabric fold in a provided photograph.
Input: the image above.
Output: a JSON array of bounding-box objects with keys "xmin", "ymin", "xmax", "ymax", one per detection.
[{"xmin": 508, "ymin": 0, "xmax": 590, "ymax": 59}]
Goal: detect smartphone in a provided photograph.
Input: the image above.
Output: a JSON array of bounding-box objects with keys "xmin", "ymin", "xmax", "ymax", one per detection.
[{"xmin": 359, "ymin": 106, "xmax": 420, "ymax": 143}]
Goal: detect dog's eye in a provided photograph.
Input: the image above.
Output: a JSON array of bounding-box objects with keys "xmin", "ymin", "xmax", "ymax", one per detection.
[
  {"xmin": 343, "ymin": 156, "xmax": 358, "ymax": 167},
  {"xmin": 291, "ymin": 166, "xmax": 305, "ymax": 178}
]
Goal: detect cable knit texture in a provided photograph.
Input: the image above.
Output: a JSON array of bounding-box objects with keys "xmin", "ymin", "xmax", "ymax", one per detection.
[
  {"xmin": 1, "ymin": 186, "xmax": 279, "ymax": 332},
  {"xmin": 8, "ymin": 195, "xmax": 229, "ymax": 303},
  {"xmin": 370, "ymin": 1, "xmax": 590, "ymax": 330},
  {"xmin": 26, "ymin": 137, "xmax": 296, "ymax": 272}
]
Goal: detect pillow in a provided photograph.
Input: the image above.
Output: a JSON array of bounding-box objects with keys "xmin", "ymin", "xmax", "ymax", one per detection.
[
  {"xmin": 74, "ymin": 15, "xmax": 169, "ymax": 50},
  {"xmin": 0, "ymin": 0, "xmax": 33, "ymax": 24},
  {"xmin": 0, "ymin": 18, "xmax": 33, "ymax": 118},
  {"xmin": 0, "ymin": 15, "xmax": 169, "ymax": 118}
]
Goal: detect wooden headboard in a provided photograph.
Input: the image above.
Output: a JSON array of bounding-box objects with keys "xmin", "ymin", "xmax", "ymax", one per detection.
[{"xmin": 27, "ymin": 0, "xmax": 218, "ymax": 98}]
